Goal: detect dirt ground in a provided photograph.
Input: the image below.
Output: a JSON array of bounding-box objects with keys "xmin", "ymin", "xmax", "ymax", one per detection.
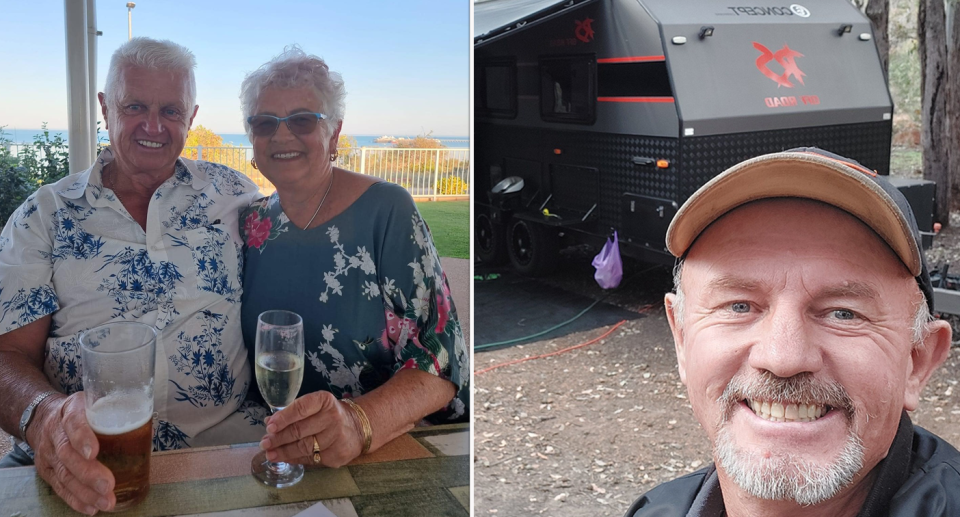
[{"xmin": 474, "ymin": 205, "xmax": 960, "ymax": 516}]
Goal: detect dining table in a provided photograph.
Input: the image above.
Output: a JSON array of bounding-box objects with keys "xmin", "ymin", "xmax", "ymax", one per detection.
[{"xmin": 0, "ymin": 422, "xmax": 469, "ymax": 517}]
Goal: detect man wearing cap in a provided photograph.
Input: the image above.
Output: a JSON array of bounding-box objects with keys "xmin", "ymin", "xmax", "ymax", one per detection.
[{"xmin": 625, "ymin": 148, "xmax": 958, "ymax": 516}]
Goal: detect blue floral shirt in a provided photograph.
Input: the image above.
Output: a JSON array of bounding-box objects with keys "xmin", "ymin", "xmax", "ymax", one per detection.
[{"xmin": 0, "ymin": 148, "xmax": 267, "ymax": 451}]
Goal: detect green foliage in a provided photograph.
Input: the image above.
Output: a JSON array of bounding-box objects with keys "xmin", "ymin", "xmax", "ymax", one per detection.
[
  {"xmin": 338, "ymin": 134, "xmax": 359, "ymax": 148},
  {"xmin": 437, "ymin": 174, "xmax": 469, "ymax": 195},
  {"xmin": 183, "ymin": 124, "xmax": 225, "ymax": 152},
  {"xmin": 1, "ymin": 125, "xmax": 72, "ymax": 226},
  {"xmin": 17, "ymin": 123, "xmax": 71, "ymax": 187},
  {"xmin": 0, "ymin": 129, "xmax": 35, "ymax": 226},
  {"xmin": 394, "ymin": 131, "xmax": 445, "ymax": 149}
]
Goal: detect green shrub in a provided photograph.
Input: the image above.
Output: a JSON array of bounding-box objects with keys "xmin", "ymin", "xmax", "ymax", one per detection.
[
  {"xmin": 18, "ymin": 124, "xmax": 70, "ymax": 187},
  {"xmin": 437, "ymin": 174, "xmax": 469, "ymax": 195},
  {"xmin": 0, "ymin": 124, "xmax": 72, "ymax": 227},
  {"xmin": 0, "ymin": 133, "xmax": 33, "ymax": 226}
]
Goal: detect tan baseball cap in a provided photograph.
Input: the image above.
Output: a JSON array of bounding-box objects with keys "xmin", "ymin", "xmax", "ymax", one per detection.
[{"xmin": 665, "ymin": 147, "xmax": 933, "ymax": 309}]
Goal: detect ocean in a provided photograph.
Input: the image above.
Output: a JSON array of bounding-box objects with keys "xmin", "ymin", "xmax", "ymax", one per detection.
[{"xmin": 3, "ymin": 129, "xmax": 468, "ymax": 149}]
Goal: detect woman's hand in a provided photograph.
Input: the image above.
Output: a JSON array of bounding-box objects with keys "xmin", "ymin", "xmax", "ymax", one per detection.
[{"xmin": 259, "ymin": 391, "xmax": 364, "ymax": 468}]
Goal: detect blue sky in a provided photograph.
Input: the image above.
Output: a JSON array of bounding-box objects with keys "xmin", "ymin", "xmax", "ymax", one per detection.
[{"xmin": 1, "ymin": 0, "xmax": 469, "ymax": 137}]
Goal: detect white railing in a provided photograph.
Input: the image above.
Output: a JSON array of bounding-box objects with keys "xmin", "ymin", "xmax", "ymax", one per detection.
[
  {"xmin": 3, "ymin": 144, "xmax": 471, "ymax": 200},
  {"xmin": 3, "ymin": 143, "xmax": 43, "ymax": 157},
  {"xmin": 186, "ymin": 145, "xmax": 471, "ymax": 200}
]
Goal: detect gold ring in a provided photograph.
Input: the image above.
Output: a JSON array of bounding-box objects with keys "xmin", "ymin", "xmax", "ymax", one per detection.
[{"xmin": 312, "ymin": 436, "xmax": 322, "ymax": 465}]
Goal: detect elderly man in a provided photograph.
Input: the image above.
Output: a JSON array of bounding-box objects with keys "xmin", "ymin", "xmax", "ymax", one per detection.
[
  {"xmin": 626, "ymin": 148, "xmax": 959, "ymax": 516},
  {"xmin": 0, "ymin": 38, "xmax": 263, "ymax": 514}
]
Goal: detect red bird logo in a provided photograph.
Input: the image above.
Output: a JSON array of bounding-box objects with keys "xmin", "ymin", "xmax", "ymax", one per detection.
[
  {"xmin": 575, "ymin": 18, "xmax": 595, "ymax": 43},
  {"xmin": 753, "ymin": 42, "xmax": 806, "ymax": 88}
]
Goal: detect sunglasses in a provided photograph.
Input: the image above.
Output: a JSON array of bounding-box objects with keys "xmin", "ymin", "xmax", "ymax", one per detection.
[{"xmin": 247, "ymin": 112, "xmax": 327, "ymax": 137}]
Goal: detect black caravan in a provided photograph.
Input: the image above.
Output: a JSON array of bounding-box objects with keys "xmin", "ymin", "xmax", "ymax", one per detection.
[{"xmin": 474, "ymin": 0, "xmax": 926, "ymax": 275}]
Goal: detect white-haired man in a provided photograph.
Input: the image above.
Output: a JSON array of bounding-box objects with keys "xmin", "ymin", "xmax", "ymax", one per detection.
[
  {"xmin": 625, "ymin": 148, "xmax": 959, "ymax": 516},
  {"xmin": 0, "ymin": 38, "xmax": 263, "ymax": 514}
]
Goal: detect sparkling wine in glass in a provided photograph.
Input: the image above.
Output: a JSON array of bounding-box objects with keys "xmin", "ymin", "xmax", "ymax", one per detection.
[{"xmin": 251, "ymin": 310, "xmax": 305, "ymax": 488}]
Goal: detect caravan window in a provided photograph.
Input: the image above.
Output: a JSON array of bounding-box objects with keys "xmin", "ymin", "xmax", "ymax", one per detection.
[
  {"xmin": 477, "ymin": 60, "xmax": 517, "ymax": 118},
  {"xmin": 597, "ymin": 62, "xmax": 673, "ymax": 98},
  {"xmin": 539, "ymin": 55, "xmax": 596, "ymax": 124}
]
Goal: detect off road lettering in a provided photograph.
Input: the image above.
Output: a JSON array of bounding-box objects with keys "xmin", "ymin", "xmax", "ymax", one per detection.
[
  {"xmin": 549, "ymin": 37, "xmax": 579, "ymax": 47},
  {"xmin": 765, "ymin": 96, "xmax": 798, "ymax": 107}
]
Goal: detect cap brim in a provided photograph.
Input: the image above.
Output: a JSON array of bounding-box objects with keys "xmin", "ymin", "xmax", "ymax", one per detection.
[{"xmin": 665, "ymin": 152, "xmax": 922, "ymax": 276}]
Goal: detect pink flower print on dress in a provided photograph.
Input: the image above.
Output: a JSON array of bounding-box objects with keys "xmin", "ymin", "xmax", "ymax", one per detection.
[
  {"xmin": 399, "ymin": 358, "xmax": 418, "ymax": 371},
  {"xmin": 244, "ymin": 211, "xmax": 272, "ymax": 248},
  {"xmin": 400, "ymin": 317, "xmax": 422, "ymax": 348},
  {"xmin": 381, "ymin": 309, "xmax": 403, "ymax": 348},
  {"xmin": 435, "ymin": 280, "xmax": 452, "ymax": 333}
]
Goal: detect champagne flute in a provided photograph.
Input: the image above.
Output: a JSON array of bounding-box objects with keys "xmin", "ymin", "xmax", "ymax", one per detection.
[{"xmin": 251, "ymin": 310, "xmax": 305, "ymax": 488}]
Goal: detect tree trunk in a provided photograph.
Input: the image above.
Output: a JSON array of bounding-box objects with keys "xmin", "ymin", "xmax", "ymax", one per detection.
[
  {"xmin": 948, "ymin": 0, "xmax": 960, "ymax": 212},
  {"xmin": 919, "ymin": 0, "xmax": 951, "ymax": 225},
  {"xmin": 865, "ymin": 0, "xmax": 891, "ymax": 80}
]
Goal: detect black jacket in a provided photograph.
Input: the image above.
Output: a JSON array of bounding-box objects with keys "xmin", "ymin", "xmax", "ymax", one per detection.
[{"xmin": 625, "ymin": 412, "xmax": 960, "ymax": 516}]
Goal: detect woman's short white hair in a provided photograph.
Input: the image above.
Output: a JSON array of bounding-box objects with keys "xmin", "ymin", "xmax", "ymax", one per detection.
[
  {"xmin": 103, "ymin": 37, "xmax": 197, "ymax": 109},
  {"xmin": 240, "ymin": 46, "xmax": 346, "ymax": 137}
]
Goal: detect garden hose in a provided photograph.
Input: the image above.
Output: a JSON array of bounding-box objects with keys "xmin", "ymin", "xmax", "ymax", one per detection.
[{"xmin": 474, "ymin": 265, "xmax": 661, "ymax": 351}]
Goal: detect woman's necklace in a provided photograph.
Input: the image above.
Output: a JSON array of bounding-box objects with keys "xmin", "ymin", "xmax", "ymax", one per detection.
[{"xmin": 300, "ymin": 173, "xmax": 335, "ymax": 230}]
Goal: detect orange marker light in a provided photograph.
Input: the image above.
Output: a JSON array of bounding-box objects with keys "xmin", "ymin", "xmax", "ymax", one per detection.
[
  {"xmin": 656, "ymin": 159, "xmax": 669, "ymax": 169},
  {"xmin": 553, "ymin": 149, "xmax": 562, "ymax": 155}
]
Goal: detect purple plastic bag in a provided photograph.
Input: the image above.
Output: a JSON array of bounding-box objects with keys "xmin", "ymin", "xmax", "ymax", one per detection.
[{"xmin": 592, "ymin": 231, "xmax": 623, "ymax": 289}]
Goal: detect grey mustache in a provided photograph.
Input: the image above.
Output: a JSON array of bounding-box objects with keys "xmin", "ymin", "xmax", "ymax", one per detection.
[{"xmin": 719, "ymin": 371, "xmax": 854, "ymax": 423}]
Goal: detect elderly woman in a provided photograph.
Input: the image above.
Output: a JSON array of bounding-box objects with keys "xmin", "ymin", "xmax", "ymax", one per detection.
[{"xmin": 238, "ymin": 47, "xmax": 468, "ymax": 469}]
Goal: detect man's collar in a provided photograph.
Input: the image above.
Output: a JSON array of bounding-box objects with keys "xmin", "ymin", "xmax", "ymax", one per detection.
[
  {"xmin": 694, "ymin": 411, "xmax": 915, "ymax": 517},
  {"xmin": 854, "ymin": 411, "xmax": 914, "ymax": 517},
  {"xmin": 56, "ymin": 147, "xmax": 213, "ymax": 201},
  {"xmin": 687, "ymin": 464, "xmax": 724, "ymax": 516}
]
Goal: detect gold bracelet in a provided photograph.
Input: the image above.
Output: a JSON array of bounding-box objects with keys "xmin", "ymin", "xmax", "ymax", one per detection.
[{"xmin": 342, "ymin": 398, "xmax": 372, "ymax": 454}]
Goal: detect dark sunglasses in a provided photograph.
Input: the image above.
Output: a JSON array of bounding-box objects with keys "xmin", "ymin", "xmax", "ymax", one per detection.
[{"xmin": 247, "ymin": 112, "xmax": 327, "ymax": 137}]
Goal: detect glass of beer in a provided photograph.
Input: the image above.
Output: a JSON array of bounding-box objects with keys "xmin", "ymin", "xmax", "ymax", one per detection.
[
  {"xmin": 251, "ymin": 310, "xmax": 305, "ymax": 488},
  {"xmin": 78, "ymin": 321, "xmax": 157, "ymax": 512}
]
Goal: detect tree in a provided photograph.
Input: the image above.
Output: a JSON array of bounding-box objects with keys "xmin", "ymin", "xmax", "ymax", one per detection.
[
  {"xmin": 919, "ymin": 0, "xmax": 951, "ymax": 224},
  {"xmin": 182, "ymin": 125, "xmax": 224, "ymax": 160},
  {"xmin": 184, "ymin": 125, "xmax": 224, "ymax": 147},
  {"xmin": 948, "ymin": 0, "xmax": 960, "ymax": 209},
  {"xmin": 853, "ymin": 0, "xmax": 891, "ymax": 79},
  {"xmin": 394, "ymin": 131, "xmax": 445, "ymax": 149},
  {"xmin": 338, "ymin": 134, "xmax": 359, "ymax": 149}
]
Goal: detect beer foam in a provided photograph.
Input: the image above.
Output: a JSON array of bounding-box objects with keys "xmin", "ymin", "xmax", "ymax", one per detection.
[{"xmin": 87, "ymin": 391, "xmax": 153, "ymax": 436}]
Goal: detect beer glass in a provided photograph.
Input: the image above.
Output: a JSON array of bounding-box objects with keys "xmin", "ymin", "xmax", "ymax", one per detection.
[
  {"xmin": 251, "ymin": 310, "xmax": 305, "ymax": 488},
  {"xmin": 79, "ymin": 321, "xmax": 157, "ymax": 511}
]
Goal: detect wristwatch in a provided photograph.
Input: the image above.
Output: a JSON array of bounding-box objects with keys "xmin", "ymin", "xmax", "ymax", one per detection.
[{"xmin": 19, "ymin": 391, "xmax": 58, "ymax": 443}]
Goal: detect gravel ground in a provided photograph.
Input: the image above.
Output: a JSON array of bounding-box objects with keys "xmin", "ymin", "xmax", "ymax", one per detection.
[{"xmin": 474, "ymin": 150, "xmax": 960, "ymax": 516}]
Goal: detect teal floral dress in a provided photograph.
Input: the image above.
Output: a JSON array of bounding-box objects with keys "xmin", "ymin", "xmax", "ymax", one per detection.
[{"xmin": 239, "ymin": 181, "xmax": 468, "ymax": 422}]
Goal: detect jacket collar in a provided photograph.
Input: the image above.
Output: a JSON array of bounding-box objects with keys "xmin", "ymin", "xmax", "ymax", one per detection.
[{"xmin": 855, "ymin": 411, "xmax": 914, "ymax": 517}]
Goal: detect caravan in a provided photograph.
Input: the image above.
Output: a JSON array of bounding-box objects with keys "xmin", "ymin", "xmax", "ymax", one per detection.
[{"xmin": 474, "ymin": 0, "xmax": 933, "ymax": 275}]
